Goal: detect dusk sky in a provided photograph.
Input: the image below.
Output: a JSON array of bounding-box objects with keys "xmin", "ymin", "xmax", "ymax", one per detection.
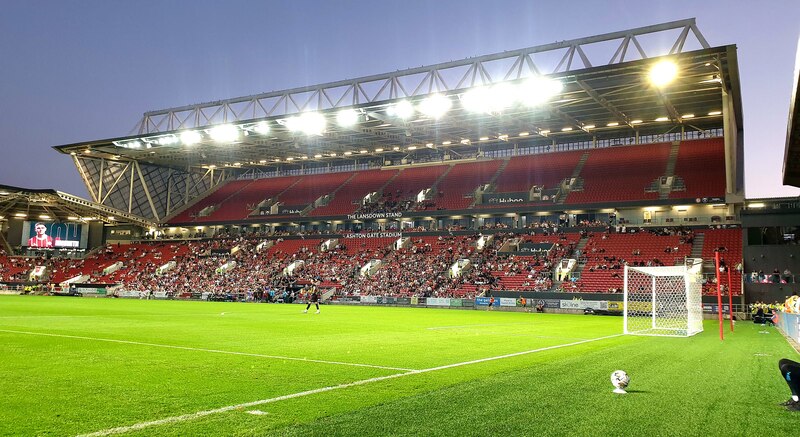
[{"xmin": 1, "ymin": 0, "xmax": 798, "ymax": 199}]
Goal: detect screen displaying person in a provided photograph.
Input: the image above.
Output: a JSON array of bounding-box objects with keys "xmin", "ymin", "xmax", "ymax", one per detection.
[{"xmin": 28, "ymin": 222, "xmax": 57, "ymax": 248}]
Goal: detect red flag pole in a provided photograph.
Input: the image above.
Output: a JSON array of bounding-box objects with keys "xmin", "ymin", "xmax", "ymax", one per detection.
[
  {"xmin": 727, "ymin": 263, "xmax": 734, "ymax": 332},
  {"xmin": 715, "ymin": 251, "xmax": 724, "ymax": 340}
]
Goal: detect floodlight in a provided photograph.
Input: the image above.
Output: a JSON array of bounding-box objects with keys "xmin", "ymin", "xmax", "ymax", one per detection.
[
  {"xmin": 39, "ymin": 214, "xmax": 50, "ymax": 219},
  {"xmin": 287, "ymin": 112, "xmax": 327, "ymax": 135},
  {"xmin": 539, "ymin": 130, "xmax": 551, "ymax": 135},
  {"xmin": 127, "ymin": 140, "xmax": 142, "ymax": 148},
  {"xmin": 286, "ymin": 157, "xmax": 294, "ymax": 161},
  {"xmin": 390, "ymin": 100, "xmax": 414, "ymax": 119},
  {"xmin": 314, "ymin": 154, "xmax": 322, "ymax": 158},
  {"xmin": 479, "ymin": 136, "xmax": 489, "ymax": 141},
  {"xmin": 708, "ymin": 110, "xmax": 722, "ymax": 116},
  {"xmin": 631, "ymin": 119, "xmax": 643, "ymax": 124},
  {"xmin": 649, "ymin": 60, "xmax": 678, "ymax": 87},
  {"xmin": 583, "ymin": 125, "xmax": 595, "ymax": 129},
  {"xmin": 561, "ymin": 127, "xmax": 573, "ymax": 132},
  {"xmin": 209, "ymin": 124, "xmax": 239, "ymax": 142},
  {"xmin": 408, "ymin": 146, "xmax": 417, "ymax": 150},
  {"xmin": 520, "ymin": 76, "xmax": 563, "ymax": 107},
  {"xmin": 442, "ymin": 141, "xmax": 452, "ymax": 145},
  {"xmin": 344, "ymin": 151, "xmax": 352, "ymax": 156},
  {"xmin": 460, "ymin": 87, "xmax": 491, "ymax": 113},
  {"xmin": 359, "ymin": 150, "xmax": 368, "ymax": 154},
  {"xmin": 682, "ymin": 114, "xmax": 695, "ymax": 119},
  {"xmin": 180, "ymin": 131, "xmax": 202, "ymax": 145},
  {"xmin": 336, "ymin": 109, "xmax": 360, "ymax": 127},
  {"xmin": 607, "ymin": 122, "xmax": 619, "ymax": 127},
  {"xmin": 254, "ymin": 121, "xmax": 270, "ymax": 135},
  {"xmin": 375, "ymin": 148, "xmax": 384, "ymax": 152},
  {"xmin": 519, "ymin": 132, "xmax": 529, "ymax": 136},
  {"xmin": 655, "ymin": 117, "xmax": 669, "ymax": 122},
  {"xmin": 418, "ymin": 94, "xmax": 452, "ymax": 119},
  {"xmin": 461, "ymin": 83, "xmax": 517, "ymax": 114}
]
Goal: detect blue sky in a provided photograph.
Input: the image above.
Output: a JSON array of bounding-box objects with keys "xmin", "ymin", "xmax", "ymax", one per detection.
[{"xmin": 1, "ymin": 0, "xmax": 798, "ymax": 199}]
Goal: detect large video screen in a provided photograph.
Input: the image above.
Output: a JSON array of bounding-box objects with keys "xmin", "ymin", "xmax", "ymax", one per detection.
[{"xmin": 21, "ymin": 221, "xmax": 88, "ymax": 248}]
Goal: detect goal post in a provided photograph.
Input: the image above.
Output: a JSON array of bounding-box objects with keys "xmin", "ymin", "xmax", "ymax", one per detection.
[{"xmin": 623, "ymin": 260, "xmax": 703, "ymax": 337}]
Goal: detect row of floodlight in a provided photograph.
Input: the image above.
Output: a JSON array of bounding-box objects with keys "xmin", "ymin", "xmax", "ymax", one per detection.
[
  {"xmin": 110, "ymin": 61, "xmax": 694, "ymax": 153},
  {"xmin": 112, "ymin": 76, "xmax": 566, "ymax": 149}
]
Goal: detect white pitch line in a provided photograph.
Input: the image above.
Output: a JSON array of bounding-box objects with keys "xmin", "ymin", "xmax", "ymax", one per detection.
[
  {"xmin": 77, "ymin": 333, "xmax": 624, "ymax": 437},
  {"xmin": 0, "ymin": 329, "xmax": 412, "ymax": 372}
]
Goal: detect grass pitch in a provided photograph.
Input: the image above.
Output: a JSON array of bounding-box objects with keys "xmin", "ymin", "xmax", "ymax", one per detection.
[{"xmin": 0, "ymin": 296, "xmax": 796, "ymax": 436}]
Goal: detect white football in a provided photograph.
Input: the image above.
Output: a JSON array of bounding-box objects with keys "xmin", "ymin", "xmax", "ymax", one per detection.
[{"xmin": 610, "ymin": 370, "xmax": 630, "ymax": 391}]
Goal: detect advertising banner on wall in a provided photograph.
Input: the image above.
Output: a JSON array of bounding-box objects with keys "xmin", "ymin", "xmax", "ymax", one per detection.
[
  {"xmin": 427, "ymin": 298, "xmax": 451, "ymax": 306},
  {"xmin": 499, "ymin": 298, "xmax": 517, "ymax": 307},
  {"xmin": 361, "ymin": 295, "xmax": 379, "ymax": 304},
  {"xmin": 475, "ymin": 297, "xmax": 491, "ymax": 306},
  {"xmin": 559, "ymin": 300, "xmax": 608, "ymax": 310}
]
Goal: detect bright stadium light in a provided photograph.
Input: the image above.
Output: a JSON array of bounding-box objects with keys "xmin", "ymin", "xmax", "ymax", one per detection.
[
  {"xmin": 286, "ymin": 112, "xmax": 327, "ymax": 135},
  {"xmin": 336, "ymin": 109, "xmax": 360, "ymax": 127},
  {"xmin": 418, "ymin": 94, "xmax": 452, "ymax": 119},
  {"xmin": 649, "ymin": 60, "xmax": 678, "ymax": 87},
  {"xmin": 387, "ymin": 100, "xmax": 414, "ymax": 119},
  {"xmin": 209, "ymin": 124, "xmax": 239, "ymax": 143},
  {"xmin": 180, "ymin": 131, "xmax": 202, "ymax": 145},
  {"xmin": 461, "ymin": 83, "xmax": 517, "ymax": 114},
  {"xmin": 520, "ymin": 76, "xmax": 563, "ymax": 107},
  {"xmin": 655, "ymin": 116, "xmax": 669, "ymax": 122},
  {"xmin": 254, "ymin": 121, "xmax": 270, "ymax": 135}
]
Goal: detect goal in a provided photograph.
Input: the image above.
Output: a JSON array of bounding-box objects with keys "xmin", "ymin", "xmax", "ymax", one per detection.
[{"xmin": 623, "ymin": 261, "xmax": 703, "ymax": 337}]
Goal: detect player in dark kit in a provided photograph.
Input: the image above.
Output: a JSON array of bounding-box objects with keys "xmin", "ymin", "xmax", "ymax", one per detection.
[
  {"xmin": 779, "ymin": 358, "xmax": 800, "ymax": 410},
  {"xmin": 303, "ymin": 288, "xmax": 320, "ymax": 314}
]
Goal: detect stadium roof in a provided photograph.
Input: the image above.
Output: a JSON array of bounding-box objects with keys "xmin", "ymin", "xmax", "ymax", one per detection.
[
  {"xmin": 55, "ymin": 19, "xmax": 741, "ymax": 170},
  {"xmin": 0, "ymin": 184, "xmax": 156, "ymax": 228},
  {"xmin": 784, "ymin": 36, "xmax": 800, "ymax": 188},
  {"xmin": 51, "ymin": 18, "xmax": 744, "ymax": 222}
]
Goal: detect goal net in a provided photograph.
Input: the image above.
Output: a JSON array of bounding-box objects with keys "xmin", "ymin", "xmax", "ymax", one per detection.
[{"xmin": 623, "ymin": 261, "xmax": 703, "ymax": 337}]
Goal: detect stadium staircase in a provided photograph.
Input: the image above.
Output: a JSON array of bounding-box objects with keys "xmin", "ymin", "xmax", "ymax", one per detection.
[
  {"xmin": 468, "ymin": 158, "xmax": 509, "ymax": 208},
  {"xmin": 431, "ymin": 165, "xmax": 453, "ymax": 193},
  {"xmin": 569, "ymin": 235, "xmax": 591, "ymax": 280},
  {"xmin": 659, "ymin": 142, "xmax": 682, "ymax": 200},
  {"xmin": 555, "ymin": 152, "xmax": 589, "ymax": 204},
  {"xmin": 690, "ymin": 232, "xmax": 705, "ymax": 259}
]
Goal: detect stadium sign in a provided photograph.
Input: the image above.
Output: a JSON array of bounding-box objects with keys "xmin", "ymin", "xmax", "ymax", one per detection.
[
  {"xmin": 483, "ymin": 193, "xmax": 527, "ymax": 204},
  {"xmin": 347, "ymin": 212, "xmax": 403, "ymax": 220},
  {"xmin": 343, "ymin": 232, "xmax": 402, "ymax": 239},
  {"xmin": 278, "ymin": 206, "xmax": 306, "ymax": 215}
]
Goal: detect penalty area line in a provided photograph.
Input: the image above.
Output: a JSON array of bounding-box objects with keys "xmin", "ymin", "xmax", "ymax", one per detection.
[
  {"xmin": 0, "ymin": 329, "xmax": 412, "ymax": 372},
  {"xmin": 77, "ymin": 333, "xmax": 624, "ymax": 437}
]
